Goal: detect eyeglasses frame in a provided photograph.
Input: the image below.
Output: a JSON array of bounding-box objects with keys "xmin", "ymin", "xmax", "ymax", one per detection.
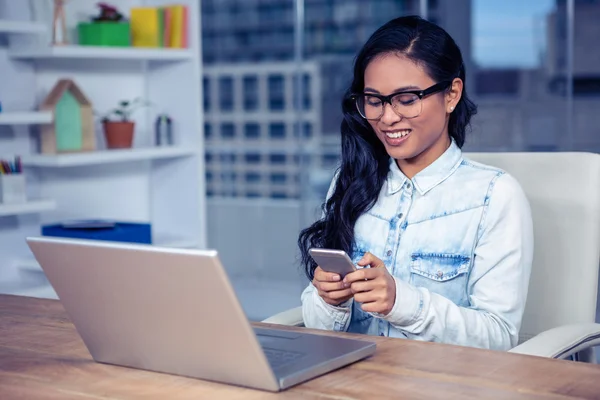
[{"xmin": 352, "ymin": 80, "xmax": 453, "ymax": 121}]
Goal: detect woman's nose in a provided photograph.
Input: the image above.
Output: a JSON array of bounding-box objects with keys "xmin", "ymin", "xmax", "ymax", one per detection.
[{"xmin": 379, "ymin": 102, "xmax": 402, "ymax": 125}]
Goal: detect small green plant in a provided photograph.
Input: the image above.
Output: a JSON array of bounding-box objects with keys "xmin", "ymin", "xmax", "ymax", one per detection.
[{"xmin": 102, "ymin": 98, "xmax": 150, "ymax": 123}]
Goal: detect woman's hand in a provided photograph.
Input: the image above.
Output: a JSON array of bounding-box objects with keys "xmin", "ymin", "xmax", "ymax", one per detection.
[
  {"xmin": 343, "ymin": 252, "xmax": 396, "ymax": 315},
  {"xmin": 312, "ymin": 266, "xmax": 354, "ymax": 306}
]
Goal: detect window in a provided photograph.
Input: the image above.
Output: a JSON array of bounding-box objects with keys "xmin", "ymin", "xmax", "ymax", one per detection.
[
  {"xmin": 220, "ymin": 171, "xmax": 237, "ymax": 180},
  {"xmin": 303, "ymin": 122, "xmax": 313, "ymax": 138},
  {"xmin": 293, "ymin": 73, "xmax": 312, "ymax": 110},
  {"xmin": 269, "ymin": 153, "xmax": 286, "ymax": 164},
  {"xmin": 203, "ymin": 77, "xmax": 211, "ymax": 111},
  {"xmin": 268, "ymin": 74, "xmax": 285, "ymax": 110},
  {"xmin": 204, "ymin": 123, "xmax": 212, "ymax": 139},
  {"xmin": 270, "ymin": 192, "xmax": 288, "ymax": 199},
  {"xmin": 574, "ymin": 78, "xmax": 600, "ymax": 95},
  {"xmin": 246, "ymin": 191, "xmax": 261, "ymax": 198},
  {"xmin": 294, "ymin": 153, "xmax": 312, "ymax": 164},
  {"xmin": 219, "ymin": 153, "xmax": 236, "ymax": 163},
  {"xmin": 219, "ymin": 76, "xmax": 234, "ymax": 111},
  {"xmin": 245, "ymin": 172, "xmax": 261, "ymax": 183},
  {"xmin": 243, "ymin": 75, "xmax": 259, "ymax": 110},
  {"xmin": 270, "ymin": 173, "xmax": 287, "ymax": 184},
  {"xmin": 221, "ymin": 123, "xmax": 236, "ymax": 139},
  {"xmin": 206, "ymin": 171, "xmax": 214, "ymax": 181},
  {"xmin": 294, "ymin": 122, "xmax": 313, "ymax": 138},
  {"xmin": 244, "ymin": 123, "xmax": 261, "ymax": 139},
  {"xmin": 269, "ymin": 123, "xmax": 286, "ymax": 139},
  {"xmin": 323, "ymin": 154, "xmax": 339, "ymax": 167},
  {"xmin": 245, "ymin": 153, "xmax": 261, "ymax": 164},
  {"xmin": 205, "ymin": 152, "xmax": 213, "ymax": 163},
  {"xmin": 475, "ymin": 70, "xmax": 520, "ymax": 96},
  {"xmin": 303, "ymin": 74, "xmax": 311, "ymax": 109}
]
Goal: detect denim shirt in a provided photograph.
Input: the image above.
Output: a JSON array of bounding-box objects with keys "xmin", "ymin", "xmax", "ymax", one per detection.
[{"xmin": 301, "ymin": 141, "xmax": 534, "ymax": 351}]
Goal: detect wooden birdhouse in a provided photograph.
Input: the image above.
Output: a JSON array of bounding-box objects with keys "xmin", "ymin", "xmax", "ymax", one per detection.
[{"xmin": 39, "ymin": 79, "xmax": 96, "ymax": 154}]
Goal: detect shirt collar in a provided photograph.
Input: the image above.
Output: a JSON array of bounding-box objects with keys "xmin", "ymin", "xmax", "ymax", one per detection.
[{"xmin": 386, "ymin": 140, "xmax": 463, "ymax": 196}]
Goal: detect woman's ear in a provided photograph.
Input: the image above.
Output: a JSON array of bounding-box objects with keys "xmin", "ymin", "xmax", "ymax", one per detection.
[{"xmin": 446, "ymin": 78, "xmax": 463, "ymax": 113}]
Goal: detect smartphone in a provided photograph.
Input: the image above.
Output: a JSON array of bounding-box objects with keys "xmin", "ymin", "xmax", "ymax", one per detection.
[{"xmin": 309, "ymin": 248, "xmax": 357, "ymax": 278}]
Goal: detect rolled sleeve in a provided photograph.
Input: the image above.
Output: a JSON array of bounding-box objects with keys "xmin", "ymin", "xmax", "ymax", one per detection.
[
  {"xmin": 301, "ymin": 283, "xmax": 353, "ymax": 331},
  {"xmin": 382, "ymin": 277, "xmax": 424, "ymax": 326}
]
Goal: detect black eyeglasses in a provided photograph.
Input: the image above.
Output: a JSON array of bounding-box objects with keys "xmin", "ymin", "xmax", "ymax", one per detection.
[{"xmin": 352, "ymin": 81, "xmax": 452, "ymax": 121}]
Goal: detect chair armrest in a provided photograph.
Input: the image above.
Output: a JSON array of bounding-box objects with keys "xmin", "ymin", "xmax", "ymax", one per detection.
[
  {"xmin": 261, "ymin": 307, "xmax": 304, "ymax": 327},
  {"xmin": 509, "ymin": 323, "xmax": 600, "ymax": 360}
]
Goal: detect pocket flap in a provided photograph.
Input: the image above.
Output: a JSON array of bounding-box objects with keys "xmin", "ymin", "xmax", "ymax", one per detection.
[{"xmin": 410, "ymin": 253, "xmax": 470, "ymax": 282}]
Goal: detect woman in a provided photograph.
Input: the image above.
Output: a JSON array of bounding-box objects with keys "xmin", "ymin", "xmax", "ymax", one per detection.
[{"xmin": 298, "ymin": 16, "xmax": 533, "ymax": 351}]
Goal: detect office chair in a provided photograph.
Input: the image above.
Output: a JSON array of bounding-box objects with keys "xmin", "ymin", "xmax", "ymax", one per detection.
[{"xmin": 263, "ymin": 152, "xmax": 600, "ymax": 361}]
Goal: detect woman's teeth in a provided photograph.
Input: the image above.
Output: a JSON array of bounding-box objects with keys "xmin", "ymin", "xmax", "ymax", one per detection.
[{"xmin": 385, "ymin": 130, "xmax": 411, "ymax": 139}]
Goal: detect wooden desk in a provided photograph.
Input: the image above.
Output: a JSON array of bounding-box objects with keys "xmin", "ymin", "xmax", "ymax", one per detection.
[{"xmin": 1, "ymin": 294, "xmax": 599, "ymax": 399}]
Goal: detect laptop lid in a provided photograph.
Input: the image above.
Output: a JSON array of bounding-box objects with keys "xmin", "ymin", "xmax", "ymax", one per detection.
[{"xmin": 26, "ymin": 236, "xmax": 280, "ymax": 392}]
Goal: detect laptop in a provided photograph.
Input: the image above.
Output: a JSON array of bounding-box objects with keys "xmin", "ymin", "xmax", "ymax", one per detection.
[{"xmin": 26, "ymin": 236, "xmax": 376, "ymax": 392}]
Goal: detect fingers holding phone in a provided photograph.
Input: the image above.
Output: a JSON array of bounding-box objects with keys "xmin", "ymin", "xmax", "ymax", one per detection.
[
  {"xmin": 309, "ymin": 248, "xmax": 357, "ymax": 306},
  {"xmin": 313, "ymin": 271, "xmax": 352, "ymax": 305},
  {"xmin": 343, "ymin": 252, "xmax": 396, "ymax": 315},
  {"xmin": 312, "ymin": 266, "xmax": 354, "ymax": 306}
]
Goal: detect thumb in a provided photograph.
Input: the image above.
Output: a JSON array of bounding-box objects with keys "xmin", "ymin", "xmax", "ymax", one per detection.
[{"xmin": 357, "ymin": 252, "xmax": 385, "ymax": 268}]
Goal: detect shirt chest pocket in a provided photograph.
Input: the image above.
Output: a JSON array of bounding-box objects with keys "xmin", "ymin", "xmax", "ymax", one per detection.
[{"xmin": 409, "ymin": 253, "xmax": 471, "ymax": 306}]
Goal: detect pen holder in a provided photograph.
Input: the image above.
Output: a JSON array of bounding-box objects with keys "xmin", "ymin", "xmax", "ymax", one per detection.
[{"xmin": 0, "ymin": 174, "xmax": 27, "ymax": 204}]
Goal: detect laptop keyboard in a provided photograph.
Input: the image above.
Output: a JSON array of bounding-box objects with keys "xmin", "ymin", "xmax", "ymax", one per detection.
[{"xmin": 262, "ymin": 347, "xmax": 305, "ymax": 369}]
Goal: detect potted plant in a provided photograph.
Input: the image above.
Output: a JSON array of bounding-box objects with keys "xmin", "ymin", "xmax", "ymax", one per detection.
[{"xmin": 101, "ymin": 98, "xmax": 149, "ymax": 149}]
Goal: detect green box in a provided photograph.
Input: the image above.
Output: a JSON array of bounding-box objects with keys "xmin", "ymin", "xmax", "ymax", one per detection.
[{"xmin": 77, "ymin": 22, "xmax": 130, "ymax": 47}]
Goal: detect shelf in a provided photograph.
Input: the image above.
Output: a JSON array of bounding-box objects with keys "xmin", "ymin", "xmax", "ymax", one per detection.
[
  {"xmin": 22, "ymin": 147, "xmax": 197, "ymax": 167},
  {"xmin": 9, "ymin": 45, "xmax": 193, "ymax": 62},
  {"xmin": 0, "ymin": 111, "xmax": 52, "ymax": 125},
  {"xmin": 0, "ymin": 21, "xmax": 46, "ymax": 35},
  {"xmin": 0, "ymin": 199, "xmax": 56, "ymax": 217}
]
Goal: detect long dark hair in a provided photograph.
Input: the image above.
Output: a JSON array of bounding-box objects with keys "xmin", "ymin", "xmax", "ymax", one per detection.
[{"xmin": 298, "ymin": 16, "xmax": 477, "ymax": 280}]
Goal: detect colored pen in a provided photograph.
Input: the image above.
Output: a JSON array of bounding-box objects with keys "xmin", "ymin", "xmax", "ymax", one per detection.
[{"xmin": 0, "ymin": 158, "xmax": 22, "ymax": 174}]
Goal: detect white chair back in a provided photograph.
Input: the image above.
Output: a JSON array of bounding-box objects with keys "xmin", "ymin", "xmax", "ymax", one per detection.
[{"xmin": 465, "ymin": 152, "xmax": 600, "ymax": 343}]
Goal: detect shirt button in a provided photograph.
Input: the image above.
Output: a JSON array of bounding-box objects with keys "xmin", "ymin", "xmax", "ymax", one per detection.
[
  {"xmin": 437, "ymin": 270, "xmax": 443, "ymax": 278},
  {"xmin": 406, "ymin": 182, "xmax": 412, "ymax": 189},
  {"xmin": 386, "ymin": 250, "xmax": 392, "ymax": 256},
  {"xmin": 398, "ymin": 213, "xmax": 403, "ymax": 219}
]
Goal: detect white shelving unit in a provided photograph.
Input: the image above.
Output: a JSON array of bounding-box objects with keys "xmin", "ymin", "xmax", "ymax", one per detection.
[
  {"xmin": 23, "ymin": 147, "xmax": 197, "ymax": 167},
  {"xmin": 0, "ymin": 111, "xmax": 52, "ymax": 125},
  {"xmin": 9, "ymin": 45, "xmax": 193, "ymax": 61},
  {"xmin": 0, "ymin": 200, "xmax": 56, "ymax": 217},
  {"xmin": 0, "ymin": 20, "xmax": 46, "ymax": 34},
  {"xmin": 0, "ymin": 0, "xmax": 207, "ymax": 299}
]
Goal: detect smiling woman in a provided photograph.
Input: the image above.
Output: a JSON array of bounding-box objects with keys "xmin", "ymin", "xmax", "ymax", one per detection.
[{"xmin": 298, "ymin": 16, "xmax": 534, "ymax": 351}]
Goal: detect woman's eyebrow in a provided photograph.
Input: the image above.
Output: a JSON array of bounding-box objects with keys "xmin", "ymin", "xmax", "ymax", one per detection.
[{"xmin": 364, "ymin": 85, "xmax": 421, "ymax": 94}]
